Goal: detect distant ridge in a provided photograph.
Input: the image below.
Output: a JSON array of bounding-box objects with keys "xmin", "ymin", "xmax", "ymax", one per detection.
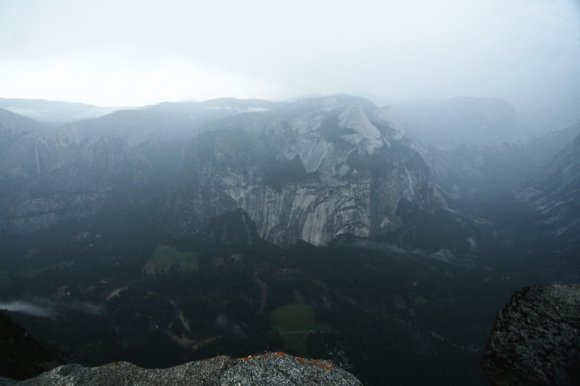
[{"xmin": 0, "ymin": 98, "xmax": 117, "ymax": 124}]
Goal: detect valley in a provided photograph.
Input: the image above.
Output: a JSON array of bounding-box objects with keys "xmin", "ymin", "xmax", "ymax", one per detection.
[{"xmin": 0, "ymin": 95, "xmax": 579, "ymax": 385}]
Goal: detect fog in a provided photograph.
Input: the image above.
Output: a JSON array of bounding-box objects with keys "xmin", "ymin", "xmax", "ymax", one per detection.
[
  {"xmin": 2, "ymin": 3, "xmax": 580, "ymax": 383},
  {"xmin": 0, "ymin": 299, "xmax": 106, "ymax": 319},
  {"xmin": 0, "ymin": 301, "xmax": 56, "ymax": 318},
  {"xmin": 1, "ymin": 0, "xmax": 579, "ymax": 128}
]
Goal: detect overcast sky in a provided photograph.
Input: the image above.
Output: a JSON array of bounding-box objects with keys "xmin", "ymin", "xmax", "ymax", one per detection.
[{"xmin": 0, "ymin": 0, "xmax": 579, "ymax": 108}]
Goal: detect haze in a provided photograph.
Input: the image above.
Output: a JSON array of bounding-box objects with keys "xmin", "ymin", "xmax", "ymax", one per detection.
[
  {"xmin": 1, "ymin": 0, "xmax": 579, "ymax": 124},
  {"xmin": 2, "ymin": 2, "xmax": 580, "ymax": 384}
]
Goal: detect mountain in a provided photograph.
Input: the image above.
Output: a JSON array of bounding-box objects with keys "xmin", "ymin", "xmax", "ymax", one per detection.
[
  {"xmin": 384, "ymin": 97, "xmax": 522, "ymax": 201},
  {"xmin": 0, "ymin": 109, "xmax": 47, "ymax": 194},
  {"xmin": 390, "ymin": 97, "xmax": 521, "ymax": 149},
  {"xmin": 0, "ymin": 95, "xmax": 445, "ymax": 247},
  {"xmin": 523, "ymin": 122, "xmax": 580, "ymax": 175},
  {"xmin": 519, "ymin": 132, "xmax": 580, "ymax": 252},
  {"xmin": 0, "ymin": 99, "xmax": 117, "ymax": 124},
  {"xmin": 419, "ymin": 123, "xmax": 580, "ymax": 200},
  {"xmin": 0, "ymin": 108, "xmax": 46, "ymax": 134},
  {"xmin": 54, "ymin": 98, "xmax": 278, "ymax": 144},
  {"xmin": 390, "ymin": 96, "xmax": 580, "ymax": 201},
  {"xmin": 4, "ymin": 95, "xmax": 567, "ymax": 386}
]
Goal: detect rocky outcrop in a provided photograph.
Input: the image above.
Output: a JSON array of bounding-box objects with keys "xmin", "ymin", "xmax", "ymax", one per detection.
[
  {"xmin": 194, "ymin": 96, "xmax": 439, "ymax": 245},
  {"xmin": 1, "ymin": 352, "xmax": 361, "ymax": 386},
  {"xmin": 0, "ymin": 95, "xmax": 443, "ymax": 246},
  {"xmin": 481, "ymin": 284, "xmax": 580, "ymax": 386}
]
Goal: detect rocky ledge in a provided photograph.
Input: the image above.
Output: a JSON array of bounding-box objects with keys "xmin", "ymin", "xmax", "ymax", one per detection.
[
  {"xmin": 1, "ymin": 352, "xmax": 361, "ymax": 386},
  {"xmin": 481, "ymin": 284, "xmax": 580, "ymax": 386}
]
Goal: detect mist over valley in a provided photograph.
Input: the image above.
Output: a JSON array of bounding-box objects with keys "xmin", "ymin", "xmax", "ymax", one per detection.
[{"xmin": 1, "ymin": 1, "xmax": 579, "ymax": 385}]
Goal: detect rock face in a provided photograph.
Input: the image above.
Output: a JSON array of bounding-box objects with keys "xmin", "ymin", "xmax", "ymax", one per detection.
[
  {"xmin": 0, "ymin": 98, "xmax": 116, "ymax": 124},
  {"xmin": 481, "ymin": 284, "xmax": 580, "ymax": 386},
  {"xmin": 0, "ymin": 95, "xmax": 442, "ymax": 246},
  {"xmin": 2, "ymin": 352, "xmax": 361, "ymax": 386}
]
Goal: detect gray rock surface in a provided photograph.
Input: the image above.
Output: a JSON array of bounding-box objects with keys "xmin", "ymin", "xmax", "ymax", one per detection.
[
  {"xmin": 481, "ymin": 284, "xmax": 580, "ymax": 386},
  {"xmin": 3, "ymin": 352, "xmax": 361, "ymax": 386},
  {"xmin": 0, "ymin": 95, "xmax": 442, "ymax": 246}
]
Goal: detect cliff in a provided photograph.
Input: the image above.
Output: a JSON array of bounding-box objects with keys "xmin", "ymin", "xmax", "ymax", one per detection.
[{"xmin": 0, "ymin": 95, "xmax": 442, "ymax": 247}]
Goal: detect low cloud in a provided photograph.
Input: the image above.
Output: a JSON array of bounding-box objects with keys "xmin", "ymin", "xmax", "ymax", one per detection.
[
  {"xmin": 0, "ymin": 298, "xmax": 106, "ymax": 319},
  {"xmin": 0, "ymin": 300, "xmax": 56, "ymax": 318}
]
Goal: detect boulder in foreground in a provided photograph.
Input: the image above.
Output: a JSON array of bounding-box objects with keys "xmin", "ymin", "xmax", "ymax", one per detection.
[{"xmin": 481, "ymin": 284, "xmax": 580, "ymax": 386}]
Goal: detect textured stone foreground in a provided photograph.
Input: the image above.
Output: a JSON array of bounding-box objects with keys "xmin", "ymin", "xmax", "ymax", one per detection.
[
  {"xmin": 1, "ymin": 352, "xmax": 361, "ymax": 386},
  {"xmin": 481, "ymin": 284, "xmax": 580, "ymax": 386}
]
